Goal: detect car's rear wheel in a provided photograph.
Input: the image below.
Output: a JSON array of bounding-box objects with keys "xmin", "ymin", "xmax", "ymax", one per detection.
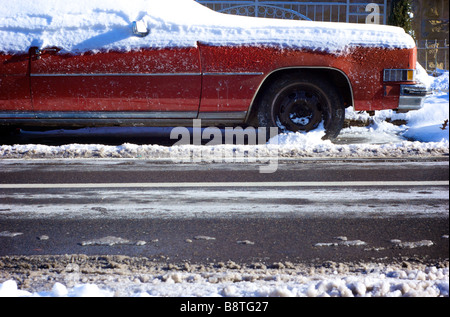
[{"xmin": 257, "ymin": 75, "xmax": 345, "ymax": 140}]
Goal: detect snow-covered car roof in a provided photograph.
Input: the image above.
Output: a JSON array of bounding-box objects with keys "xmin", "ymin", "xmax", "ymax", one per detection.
[{"xmin": 0, "ymin": 0, "xmax": 415, "ymax": 54}]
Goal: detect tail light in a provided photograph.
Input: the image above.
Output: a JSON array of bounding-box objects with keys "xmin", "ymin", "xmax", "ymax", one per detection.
[{"xmin": 383, "ymin": 69, "xmax": 415, "ymax": 82}]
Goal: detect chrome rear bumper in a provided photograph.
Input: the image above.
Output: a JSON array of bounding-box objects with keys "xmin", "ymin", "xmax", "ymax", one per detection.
[{"xmin": 398, "ymin": 84, "xmax": 432, "ymax": 111}]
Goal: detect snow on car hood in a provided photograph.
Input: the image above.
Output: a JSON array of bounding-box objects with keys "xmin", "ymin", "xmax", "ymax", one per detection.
[{"xmin": 0, "ymin": 0, "xmax": 416, "ymax": 54}]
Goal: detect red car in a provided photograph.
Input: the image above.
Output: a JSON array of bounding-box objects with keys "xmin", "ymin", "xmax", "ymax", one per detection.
[{"xmin": 0, "ymin": 0, "xmax": 430, "ymax": 139}]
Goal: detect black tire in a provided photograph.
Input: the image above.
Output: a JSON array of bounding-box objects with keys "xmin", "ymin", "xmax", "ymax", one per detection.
[{"xmin": 257, "ymin": 75, "xmax": 345, "ymax": 140}]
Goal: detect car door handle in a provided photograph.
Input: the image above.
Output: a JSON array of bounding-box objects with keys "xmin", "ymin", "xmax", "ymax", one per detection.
[{"xmin": 31, "ymin": 47, "xmax": 61, "ymax": 60}]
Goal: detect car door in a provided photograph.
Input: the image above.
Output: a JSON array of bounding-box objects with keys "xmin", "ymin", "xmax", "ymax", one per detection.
[
  {"xmin": 197, "ymin": 43, "xmax": 265, "ymax": 122},
  {"xmin": 29, "ymin": 46, "xmax": 201, "ymax": 120}
]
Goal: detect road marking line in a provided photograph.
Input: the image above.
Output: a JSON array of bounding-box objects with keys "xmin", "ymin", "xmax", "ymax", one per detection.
[{"xmin": 0, "ymin": 181, "xmax": 448, "ymax": 189}]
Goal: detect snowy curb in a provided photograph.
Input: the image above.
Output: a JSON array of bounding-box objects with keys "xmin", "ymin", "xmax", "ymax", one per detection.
[{"xmin": 0, "ymin": 139, "xmax": 448, "ymax": 160}]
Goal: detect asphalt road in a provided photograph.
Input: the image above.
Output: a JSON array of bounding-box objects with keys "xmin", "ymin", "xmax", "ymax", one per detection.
[{"xmin": 0, "ymin": 158, "xmax": 448, "ymax": 265}]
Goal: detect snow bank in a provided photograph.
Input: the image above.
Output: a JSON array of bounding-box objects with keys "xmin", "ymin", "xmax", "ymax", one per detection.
[
  {"xmin": 431, "ymin": 70, "xmax": 450, "ymax": 91},
  {"xmin": 0, "ymin": 133, "xmax": 447, "ymax": 160},
  {"xmin": 0, "ymin": 280, "xmax": 114, "ymax": 297},
  {"xmin": 392, "ymin": 71, "xmax": 449, "ymax": 143},
  {"xmin": 0, "ymin": 0, "xmax": 415, "ymax": 54},
  {"xmin": 1, "ymin": 264, "xmax": 448, "ymax": 297}
]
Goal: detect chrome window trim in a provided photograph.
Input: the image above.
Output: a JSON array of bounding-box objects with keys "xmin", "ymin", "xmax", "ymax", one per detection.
[
  {"xmin": 203, "ymin": 72, "xmax": 264, "ymax": 76},
  {"xmin": 30, "ymin": 73, "xmax": 202, "ymax": 77},
  {"xmin": 30, "ymin": 72, "xmax": 264, "ymax": 77}
]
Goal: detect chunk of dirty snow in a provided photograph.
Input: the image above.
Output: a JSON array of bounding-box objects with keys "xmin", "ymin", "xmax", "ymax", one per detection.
[
  {"xmin": 80, "ymin": 236, "xmax": 131, "ymax": 246},
  {"xmin": 0, "ymin": 231, "xmax": 23, "ymax": 237},
  {"xmin": 194, "ymin": 235, "xmax": 216, "ymax": 240},
  {"xmin": 237, "ymin": 240, "xmax": 255, "ymax": 245},
  {"xmin": 391, "ymin": 239, "xmax": 434, "ymax": 249}
]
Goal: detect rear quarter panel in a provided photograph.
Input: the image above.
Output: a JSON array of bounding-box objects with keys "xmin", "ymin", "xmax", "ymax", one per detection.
[{"xmin": 199, "ymin": 44, "xmax": 416, "ymax": 113}]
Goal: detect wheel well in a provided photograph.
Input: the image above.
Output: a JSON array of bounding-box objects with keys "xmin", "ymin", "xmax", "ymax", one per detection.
[{"xmin": 246, "ymin": 68, "xmax": 353, "ymax": 125}]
